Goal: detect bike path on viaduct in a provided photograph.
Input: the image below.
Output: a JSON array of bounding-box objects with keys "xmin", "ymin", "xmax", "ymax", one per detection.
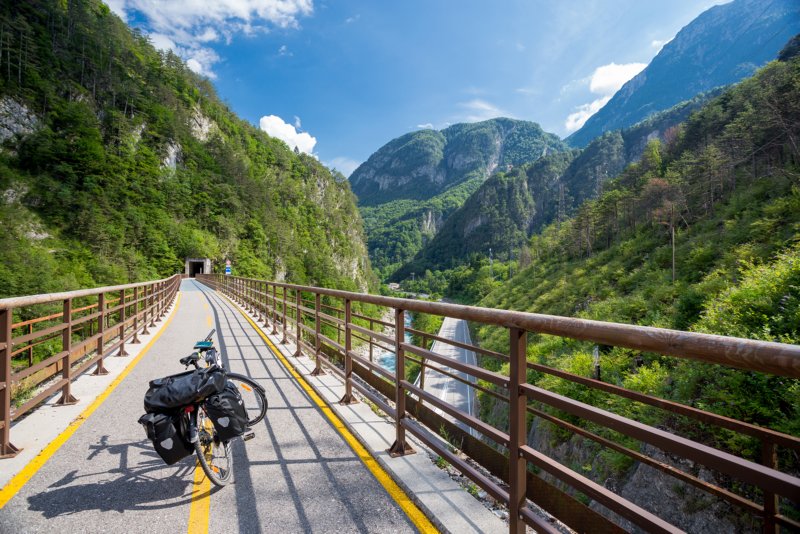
[{"xmin": 0, "ymin": 279, "xmax": 422, "ymax": 533}]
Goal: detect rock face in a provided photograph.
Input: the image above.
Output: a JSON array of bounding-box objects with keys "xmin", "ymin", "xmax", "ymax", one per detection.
[
  {"xmin": 190, "ymin": 107, "xmax": 217, "ymax": 141},
  {"xmin": 350, "ymin": 118, "xmax": 567, "ymax": 207},
  {"xmin": 0, "ymin": 97, "xmax": 39, "ymax": 143},
  {"xmin": 161, "ymin": 142, "xmax": 181, "ymax": 170},
  {"xmin": 567, "ymin": 0, "xmax": 800, "ymax": 147},
  {"xmin": 524, "ymin": 416, "xmax": 748, "ymax": 533}
]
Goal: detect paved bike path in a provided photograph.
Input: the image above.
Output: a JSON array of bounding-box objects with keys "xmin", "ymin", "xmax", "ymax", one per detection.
[{"xmin": 0, "ymin": 279, "xmax": 417, "ymax": 533}]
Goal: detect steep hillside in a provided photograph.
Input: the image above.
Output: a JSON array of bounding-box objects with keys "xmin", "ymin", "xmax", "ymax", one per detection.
[
  {"xmin": 352, "ymin": 118, "xmax": 567, "ymax": 277},
  {"xmin": 567, "ymin": 0, "xmax": 800, "ymax": 147},
  {"xmin": 0, "ymin": 0, "xmax": 373, "ymax": 297},
  {"xmin": 461, "ymin": 55, "xmax": 800, "ymax": 529},
  {"xmin": 397, "ymin": 93, "xmax": 715, "ymax": 277}
]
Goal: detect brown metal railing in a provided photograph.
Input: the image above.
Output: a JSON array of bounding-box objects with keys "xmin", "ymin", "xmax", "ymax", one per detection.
[
  {"xmin": 0, "ymin": 274, "xmax": 181, "ymax": 458},
  {"xmin": 196, "ymin": 273, "xmax": 800, "ymax": 534}
]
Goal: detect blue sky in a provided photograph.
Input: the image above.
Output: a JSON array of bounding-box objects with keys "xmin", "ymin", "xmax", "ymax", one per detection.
[{"xmin": 106, "ymin": 0, "xmax": 726, "ymax": 176}]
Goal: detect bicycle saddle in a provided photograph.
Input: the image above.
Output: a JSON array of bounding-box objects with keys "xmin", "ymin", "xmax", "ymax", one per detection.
[{"xmin": 179, "ymin": 352, "xmax": 201, "ymax": 366}]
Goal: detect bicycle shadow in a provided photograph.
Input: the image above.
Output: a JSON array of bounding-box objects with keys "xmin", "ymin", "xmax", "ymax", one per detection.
[{"xmin": 27, "ymin": 436, "xmax": 212, "ymax": 518}]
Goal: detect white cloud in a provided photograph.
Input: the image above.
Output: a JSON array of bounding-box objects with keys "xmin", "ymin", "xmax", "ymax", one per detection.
[
  {"xmin": 564, "ymin": 62, "xmax": 647, "ymax": 133},
  {"xmin": 345, "ymin": 14, "xmax": 360, "ymax": 24},
  {"xmin": 588, "ymin": 62, "xmax": 647, "ymax": 95},
  {"xmin": 259, "ymin": 114, "xmax": 317, "ymax": 154},
  {"xmin": 651, "ymin": 38, "xmax": 670, "ymax": 52},
  {"xmin": 416, "ymin": 123, "xmax": 434, "ymax": 129},
  {"xmin": 458, "ymin": 99, "xmax": 513, "ymax": 122},
  {"xmin": 278, "ymin": 44, "xmax": 293, "ymax": 56},
  {"xmin": 148, "ymin": 32, "xmax": 177, "ymax": 51},
  {"xmin": 564, "ymin": 96, "xmax": 612, "ymax": 133},
  {"xmin": 104, "ymin": 0, "xmax": 128, "ymax": 21},
  {"xmin": 109, "ymin": 0, "xmax": 313, "ymax": 77},
  {"xmin": 196, "ymin": 27, "xmax": 219, "ymax": 43},
  {"xmin": 325, "ymin": 157, "xmax": 361, "ymax": 177}
]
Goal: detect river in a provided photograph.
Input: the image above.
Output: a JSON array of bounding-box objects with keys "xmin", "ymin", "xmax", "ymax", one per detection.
[{"xmin": 374, "ymin": 312, "xmax": 413, "ymax": 373}]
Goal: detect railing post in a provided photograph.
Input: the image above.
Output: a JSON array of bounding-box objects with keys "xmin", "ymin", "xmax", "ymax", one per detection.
[
  {"xmin": 131, "ymin": 286, "xmax": 140, "ymax": 344},
  {"xmin": 142, "ymin": 285, "xmax": 151, "ymax": 336},
  {"xmin": 117, "ymin": 289, "xmax": 128, "ymax": 356},
  {"xmin": 294, "ymin": 289, "xmax": 302, "ymax": 357},
  {"xmin": 148, "ymin": 284, "xmax": 157, "ymax": 328},
  {"xmin": 92, "ymin": 293, "xmax": 108, "ymax": 376},
  {"xmin": 261, "ymin": 282, "xmax": 269, "ymax": 326},
  {"xmin": 56, "ymin": 298, "xmax": 78, "ymax": 405},
  {"xmin": 0, "ymin": 307, "xmax": 20, "ymax": 457},
  {"xmin": 312, "ymin": 293, "xmax": 324, "ymax": 376},
  {"xmin": 369, "ymin": 318, "xmax": 374, "ymax": 363},
  {"xmin": 144, "ymin": 283, "xmax": 153, "ymax": 331},
  {"xmin": 271, "ymin": 284, "xmax": 278, "ymax": 335},
  {"xmin": 159, "ymin": 281, "xmax": 167, "ymax": 318},
  {"xmin": 762, "ymin": 439, "xmax": 778, "ymax": 534},
  {"xmin": 508, "ymin": 327, "xmax": 528, "ymax": 534},
  {"xmin": 339, "ymin": 299, "xmax": 357, "ymax": 405},
  {"xmin": 281, "ymin": 286, "xmax": 288, "ymax": 344},
  {"xmin": 389, "ymin": 308, "xmax": 413, "ymax": 456}
]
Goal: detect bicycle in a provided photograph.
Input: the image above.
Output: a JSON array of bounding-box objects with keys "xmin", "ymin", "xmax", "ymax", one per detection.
[
  {"xmin": 142, "ymin": 330, "xmax": 267, "ymax": 487},
  {"xmin": 179, "ymin": 329, "xmax": 268, "ymax": 427}
]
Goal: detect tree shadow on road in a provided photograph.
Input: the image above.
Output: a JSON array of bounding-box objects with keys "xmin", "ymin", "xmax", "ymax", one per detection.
[{"xmin": 27, "ymin": 436, "xmax": 206, "ymax": 518}]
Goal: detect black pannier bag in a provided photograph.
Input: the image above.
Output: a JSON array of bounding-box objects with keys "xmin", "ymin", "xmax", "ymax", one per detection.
[
  {"xmin": 203, "ymin": 380, "xmax": 248, "ymax": 441},
  {"xmin": 138, "ymin": 412, "xmax": 193, "ymax": 465},
  {"xmin": 144, "ymin": 368, "xmax": 225, "ymax": 413}
]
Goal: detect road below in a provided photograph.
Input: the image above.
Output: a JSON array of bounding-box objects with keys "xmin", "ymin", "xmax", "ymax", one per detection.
[{"xmin": 420, "ymin": 317, "xmax": 478, "ymax": 437}]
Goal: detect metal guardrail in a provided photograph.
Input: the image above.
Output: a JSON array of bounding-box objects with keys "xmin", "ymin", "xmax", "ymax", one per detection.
[
  {"xmin": 0, "ymin": 274, "xmax": 181, "ymax": 458},
  {"xmin": 198, "ymin": 273, "xmax": 800, "ymax": 534}
]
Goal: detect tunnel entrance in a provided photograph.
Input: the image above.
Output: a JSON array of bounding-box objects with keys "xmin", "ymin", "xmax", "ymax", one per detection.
[
  {"xmin": 188, "ymin": 261, "xmax": 204, "ymax": 277},
  {"xmin": 184, "ymin": 258, "xmax": 212, "ymax": 278}
]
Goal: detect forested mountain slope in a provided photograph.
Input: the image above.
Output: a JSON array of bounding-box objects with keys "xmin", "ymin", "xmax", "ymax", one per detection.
[
  {"xmin": 567, "ymin": 0, "xmax": 800, "ymax": 147},
  {"xmin": 0, "ymin": 0, "xmax": 374, "ymax": 297},
  {"xmin": 352, "ymin": 118, "xmax": 567, "ymax": 278},
  {"xmin": 460, "ymin": 53, "xmax": 800, "ymax": 531},
  {"xmin": 396, "ymin": 91, "xmax": 717, "ymax": 277}
]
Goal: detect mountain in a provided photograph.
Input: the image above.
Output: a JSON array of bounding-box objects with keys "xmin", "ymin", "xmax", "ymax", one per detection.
[
  {"xmin": 351, "ymin": 118, "xmax": 566, "ymax": 206},
  {"xmin": 567, "ymin": 0, "xmax": 800, "ymax": 148},
  {"xmin": 0, "ymin": 0, "xmax": 373, "ymax": 297},
  {"xmin": 351, "ymin": 118, "xmax": 568, "ymax": 277},
  {"xmin": 396, "ymin": 91, "xmax": 717, "ymax": 277}
]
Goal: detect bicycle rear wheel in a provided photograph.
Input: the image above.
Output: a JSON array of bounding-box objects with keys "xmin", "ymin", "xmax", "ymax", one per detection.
[
  {"xmin": 194, "ymin": 408, "xmax": 233, "ymax": 486},
  {"xmin": 227, "ymin": 372, "xmax": 267, "ymax": 426}
]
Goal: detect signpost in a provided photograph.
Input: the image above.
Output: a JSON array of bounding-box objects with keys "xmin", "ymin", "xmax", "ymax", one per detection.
[{"xmin": 225, "ymin": 259, "xmax": 231, "ymax": 275}]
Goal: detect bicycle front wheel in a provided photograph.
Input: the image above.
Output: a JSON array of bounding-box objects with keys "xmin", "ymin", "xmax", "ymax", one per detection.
[
  {"xmin": 195, "ymin": 408, "xmax": 233, "ymax": 486},
  {"xmin": 227, "ymin": 372, "xmax": 267, "ymax": 426}
]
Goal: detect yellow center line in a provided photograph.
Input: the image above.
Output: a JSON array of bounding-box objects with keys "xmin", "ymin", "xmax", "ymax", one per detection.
[
  {"xmin": 187, "ymin": 460, "xmax": 211, "ymax": 534},
  {"xmin": 0, "ymin": 293, "xmax": 182, "ymax": 509},
  {"xmin": 220, "ymin": 293, "xmax": 439, "ymax": 534},
  {"xmin": 206, "ymin": 314, "xmax": 212, "ymax": 327}
]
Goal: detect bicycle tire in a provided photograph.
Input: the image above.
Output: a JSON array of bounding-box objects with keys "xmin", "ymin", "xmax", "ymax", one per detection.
[
  {"xmin": 226, "ymin": 372, "xmax": 268, "ymax": 426},
  {"xmin": 194, "ymin": 408, "xmax": 233, "ymax": 486}
]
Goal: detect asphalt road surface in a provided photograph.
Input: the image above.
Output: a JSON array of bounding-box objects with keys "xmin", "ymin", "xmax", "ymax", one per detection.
[
  {"xmin": 421, "ymin": 317, "xmax": 478, "ymax": 437},
  {"xmin": 0, "ymin": 279, "xmax": 417, "ymax": 534}
]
